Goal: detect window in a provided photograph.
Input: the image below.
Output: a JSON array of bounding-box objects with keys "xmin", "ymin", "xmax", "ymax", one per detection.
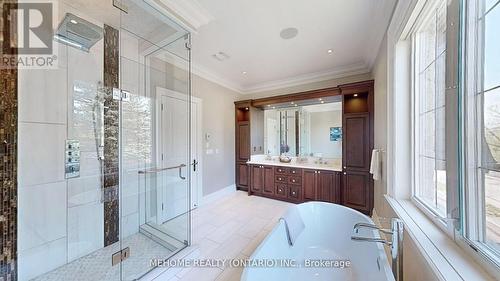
[
  {"xmin": 463, "ymin": 0, "xmax": 500, "ymax": 263},
  {"xmin": 412, "ymin": 0, "xmax": 447, "ymax": 217}
]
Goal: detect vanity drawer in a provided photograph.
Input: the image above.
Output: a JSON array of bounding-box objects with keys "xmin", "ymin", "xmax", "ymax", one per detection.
[
  {"xmin": 289, "ymin": 168, "xmax": 301, "ymax": 175},
  {"xmin": 275, "ymin": 175, "xmax": 288, "ymax": 183},
  {"xmin": 275, "ymin": 184, "xmax": 287, "ymax": 198},
  {"xmin": 288, "ymin": 176, "xmax": 302, "ymax": 185},
  {"xmin": 275, "ymin": 167, "xmax": 289, "ymax": 174},
  {"xmin": 288, "ymin": 185, "xmax": 301, "ymax": 201}
]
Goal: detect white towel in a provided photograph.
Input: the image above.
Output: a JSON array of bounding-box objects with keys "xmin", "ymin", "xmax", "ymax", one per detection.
[
  {"xmin": 280, "ymin": 205, "xmax": 305, "ymax": 246},
  {"xmin": 370, "ymin": 149, "xmax": 381, "ymax": 181}
]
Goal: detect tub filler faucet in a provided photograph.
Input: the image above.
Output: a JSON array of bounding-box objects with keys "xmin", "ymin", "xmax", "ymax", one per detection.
[{"xmin": 351, "ymin": 218, "xmax": 404, "ymax": 281}]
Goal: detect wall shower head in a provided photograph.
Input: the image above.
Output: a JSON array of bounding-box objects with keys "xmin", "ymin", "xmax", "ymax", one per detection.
[{"xmin": 54, "ymin": 13, "xmax": 103, "ymax": 52}]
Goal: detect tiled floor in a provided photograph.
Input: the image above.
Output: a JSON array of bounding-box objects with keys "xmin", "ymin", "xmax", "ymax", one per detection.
[
  {"xmin": 149, "ymin": 191, "xmax": 293, "ymax": 281},
  {"xmin": 33, "ymin": 233, "xmax": 174, "ymax": 281}
]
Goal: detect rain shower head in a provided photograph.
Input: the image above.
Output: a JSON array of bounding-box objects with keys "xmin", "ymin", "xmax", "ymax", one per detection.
[{"xmin": 54, "ymin": 13, "xmax": 103, "ymax": 52}]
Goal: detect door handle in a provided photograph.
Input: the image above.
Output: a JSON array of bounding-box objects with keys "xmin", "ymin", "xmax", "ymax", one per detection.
[{"xmin": 192, "ymin": 159, "xmax": 198, "ymax": 172}]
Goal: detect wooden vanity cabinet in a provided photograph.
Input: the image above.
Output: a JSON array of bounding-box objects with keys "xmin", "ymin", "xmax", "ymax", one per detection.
[
  {"xmin": 235, "ymin": 101, "xmax": 264, "ymax": 191},
  {"xmin": 249, "ymin": 164, "xmax": 303, "ymax": 203},
  {"xmin": 250, "ymin": 164, "xmax": 274, "ymax": 195},
  {"xmin": 237, "ymin": 80, "xmax": 374, "ymax": 215},
  {"xmin": 302, "ymin": 169, "xmax": 341, "ymax": 203},
  {"xmin": 341, "ymin": 81, "xmax": 374, "ymax": 215}
]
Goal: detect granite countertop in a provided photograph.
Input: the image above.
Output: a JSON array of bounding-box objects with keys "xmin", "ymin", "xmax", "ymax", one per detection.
[{"xmin": 246, "ymin": 159, "xmax": 342, "ymax": 172}]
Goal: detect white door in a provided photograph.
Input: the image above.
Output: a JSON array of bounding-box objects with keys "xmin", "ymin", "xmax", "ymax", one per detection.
[{"xmin": 157, "ymin": 87, "xmax": 202, "ymax": 223}]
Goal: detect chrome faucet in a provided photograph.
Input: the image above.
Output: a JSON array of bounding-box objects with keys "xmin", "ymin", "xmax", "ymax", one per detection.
[
  {"xmin": 353, "ymin": 222, "xmax": 393, "ymax": 235},
  {"xmin": 351, "ymin": 218, "xmax": 404, "ymax": 281}
]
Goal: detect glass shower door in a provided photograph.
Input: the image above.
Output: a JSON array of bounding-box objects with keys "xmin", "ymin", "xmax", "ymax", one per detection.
[{"xmin": 118, "ymin": 0, "xmax": 191, "ymax": 279}]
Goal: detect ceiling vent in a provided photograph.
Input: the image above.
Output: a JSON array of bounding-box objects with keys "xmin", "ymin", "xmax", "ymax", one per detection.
[{"xmin": 212, "ymin": 51, "xmax": 230, "ymax": 61}]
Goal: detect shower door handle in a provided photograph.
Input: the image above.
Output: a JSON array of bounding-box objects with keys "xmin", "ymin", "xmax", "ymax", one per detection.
[{"xmin": 178, "ymin": 165, "xmax": 186, "ymax": 180}]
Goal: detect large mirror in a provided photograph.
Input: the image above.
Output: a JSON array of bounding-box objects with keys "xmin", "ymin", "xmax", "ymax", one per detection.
[{"xmin": 264, "ymin": 98, "xmax": 342, "ymax": 158}]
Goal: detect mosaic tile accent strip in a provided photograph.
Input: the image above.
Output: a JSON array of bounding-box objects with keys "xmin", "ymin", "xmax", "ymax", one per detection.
[
  {"xmin": 103, "ymin": 24, "xmax": 120, "ymax": 247},
  {"xmin": 0, "ymin": 1, "xmax": 17, "ymax": 280}
]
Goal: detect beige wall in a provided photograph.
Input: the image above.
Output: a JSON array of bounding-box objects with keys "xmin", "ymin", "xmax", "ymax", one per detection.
[
  {"xmin": 372, "ymin": 35, "xmax": 390, "ymax": 216},
  {"xmin": 247, "ymin": 73, "xmax": 373, "ymax": 99},
  {"xmin": 372, "ymin": 34, "xmax": 440, "ymax": 281},
  {"xmin": 192, "ymin": 75, "xmax": 241, "ymax": 196}
]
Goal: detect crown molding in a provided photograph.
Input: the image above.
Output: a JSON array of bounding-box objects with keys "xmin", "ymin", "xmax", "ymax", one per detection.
[
  {"xmin": 155, "ymin": 52, "xmax": 371, "ymax": 95},
  {"xmin": 147, "ymin": 0, "xmax": 214, "ymax": 32},
  {"xmin": 240, "ymin": 62, "xmax": 371, "ymax": 94},
  {"xmin": 191, "ymin": 64, "xmax": 244, "ymax": 94}
]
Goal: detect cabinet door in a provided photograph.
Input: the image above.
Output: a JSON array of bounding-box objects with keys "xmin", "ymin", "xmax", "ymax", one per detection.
[
  {"xmin": 250, "ymin": 165, "xmax": 263, "ymax": 193},
  {"xmin": 288, "ymin": 185, "xmax": 302, "ymax": 202},
  {"xmin": 342, "ymin": 171, "xmax": 371, "ymax": 212},
  {"xmin": 303, "ymin": 169, "xmax": 316, "ymax": 201},
  {"xmin": 236, "ymin": 162, "xmax": 249, "ymax": 188},
  {"xmin": 343, "ymin": 114, "xmax": 370, "ymax": 170},
  {"xmin": 237, "ymin": 122, "xmax": 250, "ymax": 161},
  {"xmin": 262, "ymin": 166, "xmax": 275, "ymax": 195},
  {"xmin": 317, "ymin": 171, "xmax": 335, "ymax": 203},
  {"xmin": 275, "ymin": 184, "xmax": 287, "ymax": 199}
]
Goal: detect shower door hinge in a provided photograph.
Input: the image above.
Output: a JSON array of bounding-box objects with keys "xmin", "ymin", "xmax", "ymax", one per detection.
[
  {"xmin": 111, "ymin": 247, "xmax": 130, "ymax": 266},
  {"xmin": 162, "ymin": 203, "xmax": 164, "ymax": 211},
  {"xmin": 112, "ymin": 88, "xmax": 131, "ymax": 102}
]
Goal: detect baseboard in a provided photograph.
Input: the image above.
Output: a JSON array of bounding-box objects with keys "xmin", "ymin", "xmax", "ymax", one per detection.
[{"xmin": 200, "ymin": 184, "xmax": 236, "ymax": 206}]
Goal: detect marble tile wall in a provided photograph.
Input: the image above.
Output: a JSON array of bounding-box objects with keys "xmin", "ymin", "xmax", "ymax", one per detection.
[
  {"xmin": 103, "ymin": 24, "xmax": 120, "ymax": 247},
  {"xmin": 0, "ymin": 2, "xmax": 18, "ymax": 280}
]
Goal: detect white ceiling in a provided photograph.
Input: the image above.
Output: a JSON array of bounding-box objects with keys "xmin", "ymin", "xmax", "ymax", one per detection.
[{"xmin": 186, "ymin": 0, "xmax": 396, "ymax": 94}]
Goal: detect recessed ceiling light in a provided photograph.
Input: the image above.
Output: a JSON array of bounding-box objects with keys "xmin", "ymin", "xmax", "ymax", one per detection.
[
  {"xmin": 291, "ymin": 102, "xmax": 294, "ymax": 105},
  {"xmin": 267, "ymin": 104, "xmax": 271, "ymax": 107},
  {"xmin": 353, "ymin": 94, "xmax": 358, "ymax": 97},
  {"xmin": 70, "ymin": 19, "xmax": 78, "ymax": 24},
  {"xmin": 319, "ymin": 98, "xmax": 323, "ymax": 101},
  {"xmin": 294, "ymin": 104, "xmax": 298, "ymax": 107},
  {"xmin": 280, "ymin": 27, "xmax": 299, "ymax": 40},
  {"xmin": 272, "ymin": 106, "xmax": 276, "ymax": 109},
  {"xmin": 242, "ymin": 71, "xmax": 247, "ymax": 75},
  {"xmin": 327, "ymin": 49, "xmax": 333, "ymax": 54},
  {"xmin": 320, "ymin": 101, "xmax": 325, "ymax": 104}
]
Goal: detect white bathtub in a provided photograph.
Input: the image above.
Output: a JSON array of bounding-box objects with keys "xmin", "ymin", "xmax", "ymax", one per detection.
[{"xmin": 241, "ymin": 202, "xmax": 394, "ymax": 281}]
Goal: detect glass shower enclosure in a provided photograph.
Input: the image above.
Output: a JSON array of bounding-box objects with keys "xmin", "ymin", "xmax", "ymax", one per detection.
[{"xmin": 17, "ymin": 0, "xmax": 191, "ymax": 280}]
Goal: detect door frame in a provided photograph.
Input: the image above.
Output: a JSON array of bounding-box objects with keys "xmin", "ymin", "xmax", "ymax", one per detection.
[{"xmin": 155, "ymin": 86, "xmax": 203, "ymax": 224}]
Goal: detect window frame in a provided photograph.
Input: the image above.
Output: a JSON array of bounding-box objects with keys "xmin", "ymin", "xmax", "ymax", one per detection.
[
  {"xmin": 410, "ymin": 0, "xmax": 452, "ymax": 231},
  {"xmin": 460, "ymin": 0, "xmax": 500, "ymax": 269}
]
